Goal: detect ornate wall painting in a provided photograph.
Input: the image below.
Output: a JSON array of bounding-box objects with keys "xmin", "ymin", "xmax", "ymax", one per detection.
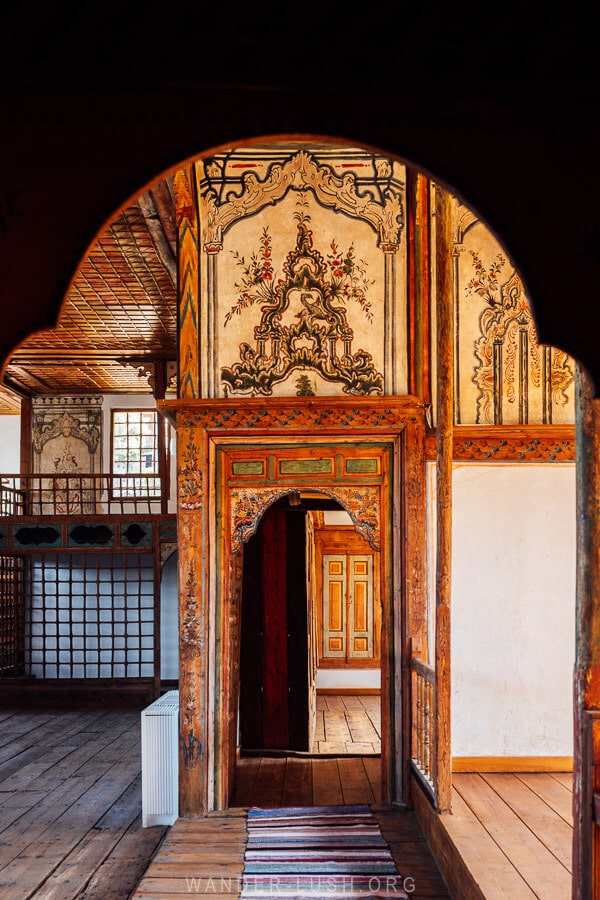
[
  {"xmin": 454, "ymin": 215, "xmax": 575, "ymax": 426},
  {"xmin": 31, "ymin": 397, "xmax": 102, "ymax": 513},
  {"xmin": 194, "ymin": 145, "xmax": 408, "ymax": 399}
]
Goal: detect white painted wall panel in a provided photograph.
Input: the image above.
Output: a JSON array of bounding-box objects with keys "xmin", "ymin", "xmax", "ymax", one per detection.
[{"xmin": 451, "ymin": 463, "xmax": 576, "ymax": 757}]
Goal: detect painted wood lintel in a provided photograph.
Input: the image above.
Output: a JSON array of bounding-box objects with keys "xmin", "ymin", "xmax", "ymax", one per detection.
[
  {"xmin": 426, "ymin": 424, "xmax": 575, "ymax": 461},
  {"xmin": 159, "ymin": 394, "xmax": 425, "ymax": 433}
]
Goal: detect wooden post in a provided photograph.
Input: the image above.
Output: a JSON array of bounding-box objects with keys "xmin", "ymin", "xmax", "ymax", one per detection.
[
  {"xmin": 19, "ymin": 397, "xmax": 31, "ymax": 475},
  {"xmin": 176, "ymin": 419, "xmax": 209, "ymax": 816},
  {"xmin": 573, "ymin": 363, "xmax": 600, "ymax": 898},
  {"xmin": 407, "ymin": 170, "xmax": 432, "ymax": 405},
  {"xmin": 434, "ymin": 185, "xmax": 453, "ymax": 813},
  {"xmin": 153, "ymin": 360, "xmax": 169, "ymax": 515},
  {"xmin": 174, "ymin": 167, "xmax": 200, "ymax": 400}
]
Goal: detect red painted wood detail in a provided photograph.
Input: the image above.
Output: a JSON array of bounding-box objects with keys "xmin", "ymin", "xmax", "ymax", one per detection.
[{"xmin": 261, "ymin": 506, "xmax": 289, "ymax": 749}]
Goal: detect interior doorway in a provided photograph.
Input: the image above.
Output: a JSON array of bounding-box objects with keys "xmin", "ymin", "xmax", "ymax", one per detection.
[
  {"xmin": 238, "ymin": 491, "xmax": 381, "ymax": 758},
  {"xmin": 171, "ymin": 397, "xmax": 427, "ymax": 815}
]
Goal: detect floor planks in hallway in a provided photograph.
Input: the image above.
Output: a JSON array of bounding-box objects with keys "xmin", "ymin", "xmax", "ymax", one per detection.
[
  {"xmin": 230, "ymin": 754, "xmax": 383, "ymax": 808},
  {"xmin": 311, "ymin": 692, "xmax": 381, "ymax": 754},
  {"xmin": 0, "ymin": 701, "xmax": 574, "ymax": 898}
]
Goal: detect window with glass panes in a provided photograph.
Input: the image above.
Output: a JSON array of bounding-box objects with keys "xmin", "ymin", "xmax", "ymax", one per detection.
[{"xmin": 111, "ymin": 409, "xmax": 161, "ymax": 498}]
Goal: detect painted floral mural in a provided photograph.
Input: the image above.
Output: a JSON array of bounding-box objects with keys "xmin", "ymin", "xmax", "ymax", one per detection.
[{"xmin": 220, "ymin": 211, "xmax": 383, "ymax": 396}]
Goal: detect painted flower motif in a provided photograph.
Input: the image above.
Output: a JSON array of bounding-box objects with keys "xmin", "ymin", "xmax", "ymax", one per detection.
[
  {"xmin": 225, "ymin": 224, "xmax": 374, "ymax": 325},
  {"xmin": 464, "ymin": 250, "xmax": 506, "ymax": 306}
]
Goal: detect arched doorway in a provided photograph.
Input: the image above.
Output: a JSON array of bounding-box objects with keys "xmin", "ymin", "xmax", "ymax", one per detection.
[{"xmin": 237, "ymin": 491, "xmax": 382, "ymax": 759}]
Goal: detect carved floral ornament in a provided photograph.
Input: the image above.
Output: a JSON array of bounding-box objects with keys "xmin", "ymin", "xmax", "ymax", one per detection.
[
  {"xmin": 178, "ymin": 439, "xmax": 203, "ymax": 509},
  {"xmin": 230, "ymin": 485, "xmax": 381, "ymax": 553}
]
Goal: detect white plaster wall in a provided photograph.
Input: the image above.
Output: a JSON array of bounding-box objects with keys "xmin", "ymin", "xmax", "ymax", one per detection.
[
  {"xmin": 451, "ymin": 463, "xmax": 576, "ymax": 757},
  {"xmin": 316, "ymin": 668, "xmax": 380, "ymax": 689},
  {"xmin": 0, "ymin": 416, "xmax": 20, "ymax": 471}
]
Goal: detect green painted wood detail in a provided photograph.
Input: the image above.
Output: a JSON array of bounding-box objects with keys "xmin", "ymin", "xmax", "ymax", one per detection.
[
  {"xmin": 347, "ymin": 458, "xmax": 379, "ymax": 473},
  {"xmin": 280, "ymin": 459, "xmax": 334, "ymax": 475},
  {"xmin": 232, "ymin": 461, "xmax": 265, "ymax": 475}
]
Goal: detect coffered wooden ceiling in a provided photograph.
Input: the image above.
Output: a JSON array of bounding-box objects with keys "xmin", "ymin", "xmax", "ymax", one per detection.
[{"xmin": 0, "ymin": 179, "xmax": 178, "ymax": 414}]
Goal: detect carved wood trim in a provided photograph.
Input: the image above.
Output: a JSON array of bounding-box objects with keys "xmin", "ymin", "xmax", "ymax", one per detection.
[
  {"xmin": 425, "ymin": 424, "xmax": 575, "ymax": 461},
  {"xmin": 167, "ymin": 395, "xmax": 428, "ymax": 814},
  {"xmin": 160, "ymin": 395, "xmax": 425, "ymax": 433}
]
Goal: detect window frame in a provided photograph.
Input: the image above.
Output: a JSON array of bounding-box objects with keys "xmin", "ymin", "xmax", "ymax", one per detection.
[{"xmin": 109, "ymin": 408, "xmax": 162, "ymax": 501}]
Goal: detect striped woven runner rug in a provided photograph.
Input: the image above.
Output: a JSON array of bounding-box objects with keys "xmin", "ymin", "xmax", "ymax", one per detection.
[{"xmin": 240, "ymin": 804, "xmax": 409, "ymax": 898}]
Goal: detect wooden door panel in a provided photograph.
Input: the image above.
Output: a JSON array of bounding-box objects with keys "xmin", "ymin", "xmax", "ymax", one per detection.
[
  {"xmin": 261, "ymin": 506, "xmax": 289, "ymax": 749},
  {"xmin": 349, "ymin": 555, "xmax": 373, "ymax": 658},
  {"xmin": 323, "ymin": 554, "xmax": 346, "ymax": 658}
]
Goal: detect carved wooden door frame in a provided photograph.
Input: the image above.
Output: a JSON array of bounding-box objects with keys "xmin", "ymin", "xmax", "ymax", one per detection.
[{"xmin": 160, "ymin": 396, "xmax": 427, "ymax": 815}]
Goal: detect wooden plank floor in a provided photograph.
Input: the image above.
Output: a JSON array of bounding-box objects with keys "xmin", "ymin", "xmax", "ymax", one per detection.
[
  {"xmin": 230, "ymin": 754, "xmax": 385, "ymax": 807},
  {"xmin": 0, "ymin": 701, "xmax": 575, "ymax": 898},
  {"xmin": 132, "ymin": 806, "xmax": 452, "ymax": 899},
  {"xmin": 311, "ymin": 692, "xmax": 381, "ymax": 754},
  {"xmin": 440, "ymin": 771, "xmax": 574, "ymax": 899},
  {"xmin": 0, "ymin": 705, "xmax": 167, "ymax": 899}
]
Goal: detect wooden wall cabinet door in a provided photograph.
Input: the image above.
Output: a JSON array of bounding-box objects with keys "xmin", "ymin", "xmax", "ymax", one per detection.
[{"xmin": 317, "ymin": 527, "xmax": 380, "ymax": 668}]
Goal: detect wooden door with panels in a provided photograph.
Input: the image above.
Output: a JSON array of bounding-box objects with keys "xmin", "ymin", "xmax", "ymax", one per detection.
[{"xmin": 315, "ymin": 526, "xmax": 381, "ymax": 670}]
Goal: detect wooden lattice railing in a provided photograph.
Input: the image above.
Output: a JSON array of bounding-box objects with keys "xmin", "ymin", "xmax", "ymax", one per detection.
[
  {"xmin": 0, "ymin": 473, "xmax": 163, "ymax": 516},
  {"xmin": 411, "ymin": 642, "xmax": 437, "ymax": 806}
]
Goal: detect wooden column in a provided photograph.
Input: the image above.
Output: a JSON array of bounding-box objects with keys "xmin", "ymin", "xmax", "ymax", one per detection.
[
  {"xmin": 573, "ymin": 364, "xmax": 600, "ymax": 898},
  {"xmin": 174, "ymin": 167, "xmax": 200, "ymax": 399},
  {"xmin": 176, "ymin": 418, "xmax": 209, "ymax": 816},
  {"xmin": 407, "ymin": 169, "xmax": 432, "ymax": 405},
  {"xmin": 434, "ymin": 186, "xmax": 453, "ymax": 813},
  {"xmin": 19, "ymin": 397, "xmax": 32, "ymax": 474}
]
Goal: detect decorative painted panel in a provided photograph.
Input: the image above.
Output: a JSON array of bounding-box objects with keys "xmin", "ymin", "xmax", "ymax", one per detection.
[
  {"xmin": 32, "ymin": 398, "xmax": 101, "ymax": 469},
  {"xmin": 174, "ymin": 167, "xmax": 201, "ymax": 399},
  {"xmin": 454, "ymin": 212, "xmax": 575, "ymax": 426},
  {"xmin": 173, "ymin": 142, "xmax": 576, "ymax": 427},
  {"xmin": 192, "ymin": 145, "xmax": 408, "ymax": 398},
  {"xmin": 31, "ymin": 397, "xmax": 102, "ymax": 514}
]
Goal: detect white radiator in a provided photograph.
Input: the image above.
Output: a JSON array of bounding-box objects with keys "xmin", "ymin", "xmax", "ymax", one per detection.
[{"xmin": 141, "ymin": 689, "xmax": 179, "ymax": 827}]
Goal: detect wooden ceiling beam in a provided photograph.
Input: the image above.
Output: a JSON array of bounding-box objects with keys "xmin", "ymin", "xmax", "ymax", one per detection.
[{"xmin": 136, "ymin": 187, "xmax": 177, "ymax": 287}]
